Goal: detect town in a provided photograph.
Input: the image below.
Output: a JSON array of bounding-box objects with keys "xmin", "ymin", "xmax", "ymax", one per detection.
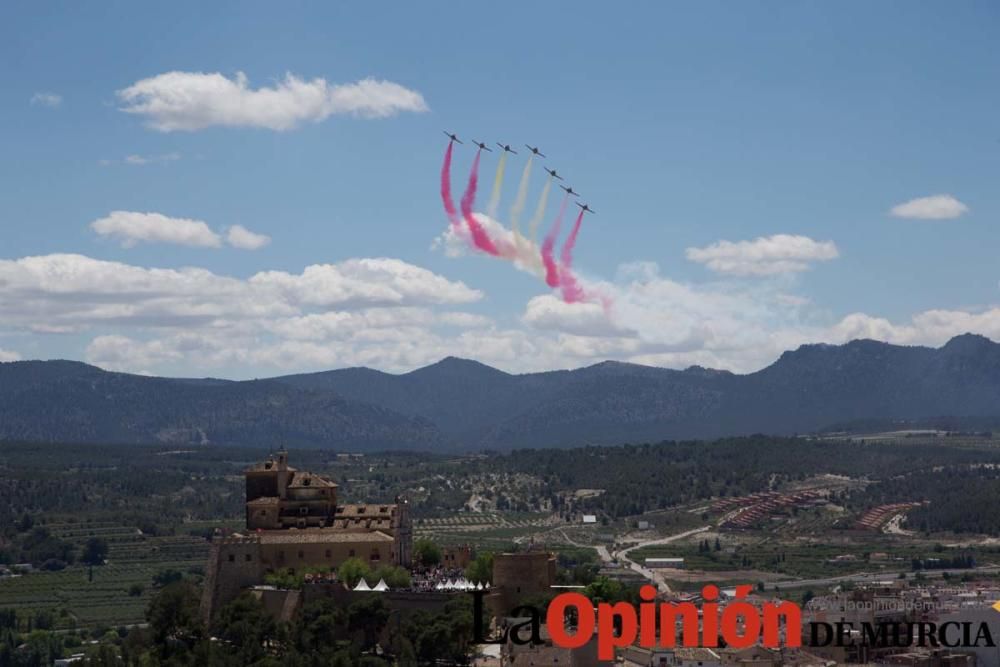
[{"xmin": 4, "ymin": 432, "xmax": 1000, "ymax": 665}]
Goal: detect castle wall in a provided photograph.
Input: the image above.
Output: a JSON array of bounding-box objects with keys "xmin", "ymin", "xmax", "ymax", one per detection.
[
  {"xmin": 200, "ymin": 536, "xmax": 263, "ymax": 624},
  {"xmin": 258, "ymin": 538, "xmax": 390, "ymax": 571},
  {"xmin": 489, "ymin": 552, "xmax": 557, "ymax": 617}
]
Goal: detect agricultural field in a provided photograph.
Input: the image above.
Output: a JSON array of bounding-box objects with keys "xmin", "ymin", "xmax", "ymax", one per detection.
[
  {"xmin": 0, "ymin": 522, "xmax": 211, "ymax": 628},
  {"xmin": 414, "ymin": 512, "xmax": 554, "ymax": 550}
]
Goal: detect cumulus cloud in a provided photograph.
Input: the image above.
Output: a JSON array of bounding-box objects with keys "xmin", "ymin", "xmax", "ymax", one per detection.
[
  {"xmin": 685, "ymin": 234, "xmax": 839, "ymax": 276},
  {"xmin": 91, "ymin": 211, "xmax": 222, "ymax": 248},
  {"xmin": 6, "ymin": 248, "xmax": 1000, "ymax": 377},
  {"xmin": 90, "ymin": 211, "xmax": 272, "ymax": 251},
  {"xmin": 30, "ymin": 92, "xmax": 62, "ymax": 108},
  {"xmin": 250, "ymin": 258, "xmax": 481, "ymax": 307},
  {"xmin": 117, "ymin": 71, "xmax": 428, "ymax": 132},
  {"xmin": 889, "ymin": 194, "xmax": 969, "ymax": 220},
  {"xmin": 226, "ymin": 225, "xmax": 271, "ymax": 250},
  {"xmin": 512, "ymin": 263, "xmax": 1000, "ymax": 374},
  {"xmin": 0, "ymin": 253, "xmax": 481, "ymax": 338},
  {"xmin": 0, "ymin": 348, "xmax": 21, "ymax": 362}
]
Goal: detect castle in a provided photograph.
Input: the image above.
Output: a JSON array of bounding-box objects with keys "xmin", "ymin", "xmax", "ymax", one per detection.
[{"xmin": 200, "ymin": 449, "xmax": 412, "ymax": 621}]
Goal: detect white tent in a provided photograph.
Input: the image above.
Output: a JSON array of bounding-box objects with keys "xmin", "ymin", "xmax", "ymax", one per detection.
[
  {"xmin": 475, "ymin": 582, "xmax": 483, "ymax": 591},
  {"xmin": 372, "ymin": 578, "xmax": 389, "ymax": 592},
  {"xmin": 353, "ymin": 578, "xmax": 372, "ymax": 592}
]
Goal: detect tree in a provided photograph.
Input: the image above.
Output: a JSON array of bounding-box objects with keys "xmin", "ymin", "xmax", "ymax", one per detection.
[
  {"xmin": 152, "ymin": 568, "xmax": 184, "ymax": 587},
  {"xmin": 585, "ymin": 576, "xmax": 624, "ymax": 604},
  {"xmin": 373, "ymin": 564, "xmax": 411, "ymax": 589},
  {"xmin": 465, "ymin": 552, "xmax": 494, "ymax": 584},
  {"xmin": 212, "ymin": 592, "xmax": 277, "ymax": 665},
  {"xmin": 338, "ymin": 557, "xmax": 372, "ymax": 587},
  {"xmin": 347, "ymin": 595, "xmax": 389, "ymax": 650},
  {"xmin": 146, "ymin": 580, "xmax": 202, "ymax": 647},
  {"xmin": 82, "ymin": 537, "xmax": 109, "ymax": 566},
  {"xmin": 413, "ymin": 539, "xmax": 442, "ymax": 567}
]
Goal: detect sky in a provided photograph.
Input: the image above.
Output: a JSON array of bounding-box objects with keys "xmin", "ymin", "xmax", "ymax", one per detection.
[{"xmin": 0, "ymin": 1, "xmax": 998, "ymax": 378}]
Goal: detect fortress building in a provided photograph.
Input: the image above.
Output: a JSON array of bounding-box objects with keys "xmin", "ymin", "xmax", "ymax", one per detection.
[{"xmin": 201, "ymin": 449, "xmax": 412, "ymax": 621}]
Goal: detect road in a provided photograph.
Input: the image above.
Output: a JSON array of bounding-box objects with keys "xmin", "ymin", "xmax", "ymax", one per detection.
[{"xmin": 613, "ymin": 526, "xmax": 711, "ymax": 594}]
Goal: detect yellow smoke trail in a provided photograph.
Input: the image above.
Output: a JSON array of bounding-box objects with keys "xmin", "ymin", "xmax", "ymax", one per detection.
[
  {"xmin": 486, "ymin": 150, "xmax": 507, "ymax": 219},
  {"xmin": 509, "ymin": 156, "xmax": 534, "ymax": 250},
  {"xmin": 527, "ymin": 175, "xmax": 553, "ymax": 246}
]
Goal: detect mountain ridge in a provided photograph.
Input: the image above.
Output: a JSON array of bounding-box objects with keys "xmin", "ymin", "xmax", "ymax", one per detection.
[{"xmin": 2, "ymin": 333, "xmax": 999, "ymax": 449}]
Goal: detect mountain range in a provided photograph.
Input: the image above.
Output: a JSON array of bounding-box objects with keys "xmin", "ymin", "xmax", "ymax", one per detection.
[{"xmin": 2, "ymin": 333, "xmax": 1000, "ymax": 450}]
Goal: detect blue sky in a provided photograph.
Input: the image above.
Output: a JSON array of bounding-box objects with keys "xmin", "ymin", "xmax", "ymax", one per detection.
[{"xmin": 0, "ymin": 2, "xmax": 997, "ymax": 377}]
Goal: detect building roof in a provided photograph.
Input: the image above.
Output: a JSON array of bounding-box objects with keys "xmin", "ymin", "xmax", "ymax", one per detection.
[
  {"xmin": 334, "ymin": 517, "xmax": 394, "ymax": 531},
  {"xmin": 674, "ymin": 647, "xmax": 720, "ymax": 660},
  {"xmin": 247, "ymin": 496, "xmax": 281, "ymax": 506},
  {"xmin": 258, "ymin": 529, "xmax": 394, "ymax": 545},
  {"xmin": 245, "ymin": 459, "xmax": 297, "ymax": 473},
  {"xmin": 336, "ymin": 503, "xmax": 394, "ymax": 517},
  {"xmin": 288, "ymin": 472, "xmax": 337, "ymax": 488}
]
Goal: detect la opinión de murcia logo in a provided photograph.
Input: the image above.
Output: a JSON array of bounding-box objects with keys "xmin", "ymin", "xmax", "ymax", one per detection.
[{"xmin": 470, "ymin": 584, "xmax": 999, "ymax": 661}]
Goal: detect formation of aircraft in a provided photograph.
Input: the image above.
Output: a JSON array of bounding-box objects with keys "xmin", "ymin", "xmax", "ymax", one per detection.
[{"xmin": 445, "ymin": 132, "xmax": 594, "ymax": 211}]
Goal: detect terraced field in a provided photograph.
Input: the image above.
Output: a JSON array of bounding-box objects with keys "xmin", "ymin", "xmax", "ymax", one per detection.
[
  {"xmin": 0, "ymin": 522, "xmax": 213, "ymax": 628},
  {"xmin": 414, "ymin": 512, "xmax": 552, "ymax": 550}
]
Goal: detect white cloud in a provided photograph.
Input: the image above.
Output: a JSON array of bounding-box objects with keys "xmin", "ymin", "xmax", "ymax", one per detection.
[
  {"xmin": 30, "ymin": 92, "xmax": 62, "ymax": 108},
  {"xmin": 523, "ymin": 296, "xmax": 631, "ymax": 338},
  {"xmin": 0, "ymin": 253, "xmax": 481, "ymax": 339},
  {"xmin": 226, "ymin": 225, "xmax": 271, "ymax": 250},
  {"xmin": 685, "ymin": 234, "xmax": 839, "ymax": 276},
  {"xmin": 0, "ymin": 348, "xmax": 21, "ymax": 362},
  {"xmin": 250, "ymin": 258, "xmax": 481, "ymax": 307},
  {"xmin": 117, "ymin": 71, "xmax": 428, "ymax": 132},
  {"xmin": 124, "ymin": 152, "xmax": 181, "ymax": 166},
  {"xmin": 99, "ymin": 153, "xmax": 182, "ymax": 166},
  {"xmin": 91, "ymin": 211, "xmax": 223, "ymax": 248},
  {"xmin": 889, "ymin": 194, "xmax": 969, "ymax": 220},
  {"xmin": 7, "ymin": 247, "xmax": 1000, "ymax": 377}
]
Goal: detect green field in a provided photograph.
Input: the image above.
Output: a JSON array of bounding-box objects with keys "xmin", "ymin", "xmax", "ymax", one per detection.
[{"xmin": 0, "ymin": 523, "xmax": 211, "ymax": 629}]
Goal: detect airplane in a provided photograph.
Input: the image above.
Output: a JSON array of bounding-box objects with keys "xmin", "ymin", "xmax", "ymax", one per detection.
[
  {"xmin": 576, "ymin": 202, "xmax": 595, "ymax": 215},
  {"xmin": 525, "ymin": 144, "xmax": 546, "ymax": 158},
  {"xmin": 544, "ymin": 167, "xmax": 564, "ymax": 180},
  {"xmin": 496, "ymin": 143, "xmax": 518, "ymax": 154},
  {"xmin": 471, "ymin": 140, "xmax": 493, "ymax": 152},
  {"xmin": 442, "ymin": 131, "xmax": 463, "ymax": 144},
  {"xmin": 559, "ymin": 184, "xmax": 579, "ymax": 197}
]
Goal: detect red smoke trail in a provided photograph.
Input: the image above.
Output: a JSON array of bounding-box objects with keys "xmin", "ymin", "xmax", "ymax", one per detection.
[
  {"xmin": 460, "ymin": 150, "xmax": 499, "ymax": 256},
  {"xmin": 541, "ymin": 194, "xmax": 569, "ymax": 287},
  {"xmin": 440, "ymin": 142, "xmax": 461, "ymax": 230},
  {"xmin": 559, "ymin": 209, "xmax": 587, "ymax": 302}
]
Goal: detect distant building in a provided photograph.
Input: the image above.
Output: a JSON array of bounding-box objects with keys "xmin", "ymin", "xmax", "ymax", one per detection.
[
  {"xmin": 200, "ymin": 448, "xmax": 412, "ymax": 622},
  {"xmin": 582, "ymin": 514, "xmax": 598, "ymax": 524},
  {"xmin": 674, "ymin": 647, "xmax": 722, "ymax": 667},
  {"xmin": 637, "ymin": 520, "xmax": 651, "ymax": 530},
  {"xmin": 441, "ymin": 544, "xmax": 472, "ymax": 569},
  {"xmin": 488, "ymin": 549, "xmax": 557, "ymax": 617}
]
